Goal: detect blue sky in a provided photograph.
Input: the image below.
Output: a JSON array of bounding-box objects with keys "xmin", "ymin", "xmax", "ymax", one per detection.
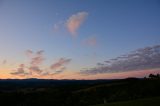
[{"xmin": 0, "ymin": 0, "xmax": 160, "ymax": 79}]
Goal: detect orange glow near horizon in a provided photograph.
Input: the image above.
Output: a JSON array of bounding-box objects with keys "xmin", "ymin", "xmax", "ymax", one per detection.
[{"xmin": 0, "ymin": 69, "xmax": 159, "ymax": 79}]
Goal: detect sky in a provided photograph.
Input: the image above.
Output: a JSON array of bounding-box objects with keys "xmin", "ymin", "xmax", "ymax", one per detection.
[{"xmin": 0, "ymin": 0, "xmax": 160, "ymax": 79}]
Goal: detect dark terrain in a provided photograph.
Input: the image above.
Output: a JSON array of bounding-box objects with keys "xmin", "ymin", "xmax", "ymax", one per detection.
[{"xmin": 0, "ymin": 74, "xmax": 160, "ymax": 106}]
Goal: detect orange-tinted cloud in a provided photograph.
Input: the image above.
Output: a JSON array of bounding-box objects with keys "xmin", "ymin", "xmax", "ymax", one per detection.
[
  {"xmin": 66, "ymin": 11, "xmax": 88, "ymax": 36},
  {"xmin": 11, "ymin": 50, "xmax": 71, "ymax": 78}
]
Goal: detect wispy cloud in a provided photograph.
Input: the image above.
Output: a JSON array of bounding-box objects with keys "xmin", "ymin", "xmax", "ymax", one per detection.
[
  {"xmin": 66, "ymin": 11, "xmax": 88, "ymax": 36},
  {"xmin": 25, "ymin": 49, "xmax": 33, "ymax": 57},
  {"xmin": 29, "ymin": 66, "xmax": 43, "ymax": 75},
  {"xmin": 40, "ymin": 58, "xmax": 71, "ymax": 77},
  {"xmin": 11, "ymin": 64, "xmax": 30, "ymax": 76},
  {"xmin": 11, "ymin": 50, "xmax": 71, "ymax": 78},
  {"xmin": 80, "ymin": 45, "xmax": 160, "ymax": 75},
  {"xmin": 50, "ymin": 58, "xmax": 71, "ymax": 70},
  {"xmin": 25, "ymin": 50, "xmax": 45, "ymax": 75},
  {"xmin": 30, "ymin": 50, "xmax": 45, "ymax": 66},
  {"xmin": 42, "ymin": 69, "xmax": 66, "ymax": 76}
]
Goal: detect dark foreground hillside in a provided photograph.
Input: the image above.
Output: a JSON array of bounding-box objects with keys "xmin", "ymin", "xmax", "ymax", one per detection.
[
  {"xmin": 0, "ymin": 78, "xmax": 160, "ymax": 106},
  {"xmin": 93, "ymin": 96, "xmax": 160, "ymax": 106}
]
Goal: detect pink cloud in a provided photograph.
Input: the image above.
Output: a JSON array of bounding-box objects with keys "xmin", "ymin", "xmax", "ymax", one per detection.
[
  {"xmin": 66, "ymin": 11, "xmax": 88, "ymax": 36},
  {"xmin": 11, "ymin": 50, "xmax": 72, "ymax": 78}
]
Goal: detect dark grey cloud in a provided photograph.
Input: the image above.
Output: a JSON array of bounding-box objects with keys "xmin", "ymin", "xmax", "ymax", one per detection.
[{"xmin": 80, "ymin": 45, "xmax": 160, "ymax": 75}]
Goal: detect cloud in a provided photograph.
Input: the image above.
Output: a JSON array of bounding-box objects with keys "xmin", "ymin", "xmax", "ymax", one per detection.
[
  {"xmin": 66, "ymin": 11, "xmax": 88, "ymax": 36},
  {"xmin": 50, "ymin": 58, "xmax": 71, "ymax": 70},
  {"xmin": 80, "ymin": 45, "xmax": 160, "ymax": 75},
  {"xmin": 25, "ymin": 50, "xmax": 33, "ymax": 57},
  {"xmin": 30, "ymin": 56, "xmax": 44, "ymax": 66},
  {"xmin": 40, "ymin": 67, "xmax": 67, "ymax": 77},
  {"xmin": 42, "ymin": 69, "xmax": 66, "ymax": 76},
  {"xmin": 11, "ymin": 64, "xmax": 30, "ymax": 76},
  {"xmin": 26, "ymin": 50, "xmax": 45, "ymax": 76},
  {"xmin": 11, "ymin": 50, "xmax": 45, "ymax": 77},
  {"xmin": 25, "ymin": 50, "xmax": 45, "ymax": 66},
  {"xmin": 83, "ymin": 36, "xmax": 97, "ymax": 46},
  {"xmin": 11, "ymin": 50, "xmax": 71, "ymax": 78},
  {"xmin": 52, "ymin": 67, "xmax": 66, "ymax": 75},
  {"xmin": 28, "ymin": 66, "xmax": 43, "ymax": 75},
  {"xmin": 53, "ymin": 70, "xmax": 64, "ymax": 75},
  {"xmin": 36, "ymin": 50, "xmax": 44, "ymax": 55}
]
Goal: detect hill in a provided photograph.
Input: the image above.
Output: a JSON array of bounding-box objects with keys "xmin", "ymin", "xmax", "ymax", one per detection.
[
  {"xmin": 93, "ymin": 96, "xmax": 160, "ymax": 106},
  {"xmin": 0, "ymin": 78, "xmax": 160, "ymax": 106}
]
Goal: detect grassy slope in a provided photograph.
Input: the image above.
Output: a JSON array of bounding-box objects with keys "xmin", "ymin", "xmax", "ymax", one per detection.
[{"xmin": 93, "ymin": 96, "xmax": 160, "ymax": 106}]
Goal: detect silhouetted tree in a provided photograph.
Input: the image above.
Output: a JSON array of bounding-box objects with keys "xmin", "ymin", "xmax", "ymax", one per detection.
[
  {"xmin": 149, "ymin": 74, "xmax": 160, "ymax": 79},
  {"xmin": 156, "ymin": 74, "xmax": 160, "ymax": 78}
]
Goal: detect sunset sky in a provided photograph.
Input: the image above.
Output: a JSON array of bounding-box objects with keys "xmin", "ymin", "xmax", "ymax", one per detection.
[{"xmin": 0, "ymin": 0, "xmax": 160, "ymax": 79}]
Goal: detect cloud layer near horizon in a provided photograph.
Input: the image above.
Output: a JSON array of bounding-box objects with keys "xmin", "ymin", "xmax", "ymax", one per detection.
[
  {"xmin": 80, "ymin": 45, "xmax": 160, "ymax": 75},
  {"xmin": 11, "ymin": 50, "xmax": 71, "ymax": 78}
]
